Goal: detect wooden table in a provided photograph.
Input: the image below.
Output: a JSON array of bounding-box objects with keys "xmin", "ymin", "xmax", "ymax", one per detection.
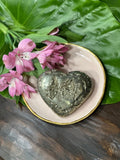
[{"xmin": 0, "ymin": 95, "xmax": 120, "ymax": 160}]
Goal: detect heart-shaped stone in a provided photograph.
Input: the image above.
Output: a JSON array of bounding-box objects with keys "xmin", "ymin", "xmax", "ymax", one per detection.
[{"xmin": 37, "ymin": 70, "xmax": 93, "ymax": 117}]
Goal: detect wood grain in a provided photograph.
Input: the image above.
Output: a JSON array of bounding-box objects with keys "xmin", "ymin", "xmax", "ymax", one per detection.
[{"xmin": 0, "ymin": 95, "xmax": 120, "ymax": 160}]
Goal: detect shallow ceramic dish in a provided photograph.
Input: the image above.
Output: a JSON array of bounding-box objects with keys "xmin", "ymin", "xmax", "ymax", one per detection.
[{"xmin": 23, "ymin": 44, "xmax": 106, "ymax": 125}]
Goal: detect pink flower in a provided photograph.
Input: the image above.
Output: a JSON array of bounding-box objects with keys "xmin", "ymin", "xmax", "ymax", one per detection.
[
  {"xmin": 36, "ymin": 41, "xmax": 69, "ymax": 69},
  {"xmin": 3, "ymin": 39, "xmax": 37, "ymax": 74},
  {"xmin": 49, "ymin": 28, "xmax": 59, "ymax": 35},
  {"xmin": 0, "ymin": 70, "xmax": 36, "ymax": 97},
  {"xmin": 23, "ymin": 84, "xmax": 36, "ymax": 98},
  {"xmin": 0, "ymin": 77, "xmax": 9, "ymax": 91}
]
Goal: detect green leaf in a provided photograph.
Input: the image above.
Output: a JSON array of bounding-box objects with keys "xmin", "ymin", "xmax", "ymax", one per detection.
[
  {"xmin": 0, "ymin": 0, "xmax": 24, "ymax": 30},
  {"xmin": 0, "ymin": 0, "xmax": 75, "ymax": 30},
  {"xmin": 0, "ymin": 66, "xmax": 9, "ymax": 74},
  {"xmin": 33, "ymin": 59, "xmax": 46, "ymax": 77},
  {"xmin": 0, "ymin": 65, "xmax": 3, "ymax": 74},
  {"xmin": 26, "ymin": 59, "xmax": 47, "ymax": 78},
  {"xmin": 14, "ymin": 96, "xmax": 20, "ymax": 104},
  {"xmin": 37, "ymin": 25, "xmax": 61, "ymax": 34},
  {"xmin": 19, "ymin": 96, "xmax": 26, "ymax": 106},
  {"xmin": 58, "ymin": 0, "xmax": 120, "ymax": 104},
  {"xmin": 0, "ymin": 89, "xmax": 23, "ymax": 105},
  {"xmin": 0, "ymin": 33, "xmax": 12, "ymax": 66},
  {"xmin": 100, "ymin": 0, "xmax": 120, "ymax": 23},
  {"xmin": 0, "ymin": 88, "xmax": 12, "ymax": 100},
  {"xmin": 0, "ymin": 22, "xmax": 8, "ymax": 34},
  {"xmin": 24, "ymin": 34, "xmax": 67, "ymax": 43},
  {"xmin": 0, "ymin": 31, "xmax": 5, "ymax": 49},
  {"xmin": 0, "ymin": 0, "xmax": 120, "ymax": 105},
  {"xmin": 103, "ymin": 75, "xmax": 120, "ymax": 104}
]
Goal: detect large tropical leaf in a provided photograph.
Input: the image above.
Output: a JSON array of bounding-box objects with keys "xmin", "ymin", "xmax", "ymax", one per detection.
[
  {"xmin": 100, "ymin": 0, "xmax": 120, "ymax": 23},
  {"xmin": 58, "ymin": 1, "xmax": 120, "ymax": 104},
  {"xmin": 0, "ymin": 0, "xmax": 120, "ymax": 105}
]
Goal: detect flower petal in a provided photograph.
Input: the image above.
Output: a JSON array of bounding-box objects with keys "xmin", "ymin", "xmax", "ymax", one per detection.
[
  {"xmin": 49, "ymin": 28, "xmax": 59, "ymax": 35},
  {"xmin": 18, "ymin": 39, "xmax": 36, "ymax": 52},
  {"xmin": 46, "ymin": 62, "xmax": 53, "ymax": 69},
  {"xmin": 9, "ymin": 70, "xmax": 23, "ymax": 80},
  {"xmin": 36, "ymin": 41, "xmax": 68, "ymax": 69},
  {"xmin": 0, "ymin": 73, "xmax": 11, "ymax": 77},
  {"xmin": 37, "ymin": 49, "xmax": 52, "ymax": 63},
  {"xmin": 16, "ymin": 65, "xmax": 24, "ymax": 74},
  {"xmin": 22, "ymin": 52, "xmax": 37, "ymax": 60},
  {"xmin": 43, "ymin": 41, "xmax": 56, "ymax": 49},
  {"xmin": 15, "ymin": 57, "xmax": 24, "ymax": 74},
  {"xmin": 40, "ymin": 63, "xmax": 45, "ymax": 69},
  {"xmin": 30, "ymin": 52, "xmax": 38, "ymax": 59},
  {"xmin": 0, "ymin": 85, "xmax": 8, "ymax": 91},
  {"xmin": 22, "ymin": 59, "xmax": 34, "ymax": 72},
  {"xmin": 37, "ymin": 54, "xmax": 46, "ymax": 64},
  {"xmin": 12, "ymin": 48, "xmax": 21, "ymax": 55},
  {"xmin": 23, "ymin": 84, "xmax": 36, "ymax": 98},
  {"xmin": 15, "ymin": 79, "xmax": 24, "ymax": 96},
  {"xmin": 54, "ymin": 45, "xmax": 69, "ymax": 53},
  {"xmin": 3, "ymin": 53, "xmax": 15, "ymax": 69},
  {"xmin": 9, "ymin": 87, "xmax": 16, "ymax": 97},
  {"xmin": 0, "ymin": 77, "xmax": 8, "ymax": 91},
  {"xmin": 9, "ymin": 80, "xmax": 16, "ymax": 97}
]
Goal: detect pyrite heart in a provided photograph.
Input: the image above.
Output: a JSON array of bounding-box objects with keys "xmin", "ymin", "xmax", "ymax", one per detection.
[{"xmin": 37, "ymin": 70, "xmax": 93, "ymax": 117}]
